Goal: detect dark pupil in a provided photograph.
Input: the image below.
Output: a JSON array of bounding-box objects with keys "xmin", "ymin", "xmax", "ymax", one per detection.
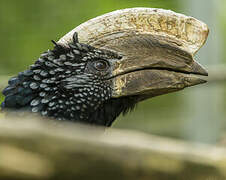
[{"xmin": 95, "ymin": 61, "xmax": 107, "ymax": 70}]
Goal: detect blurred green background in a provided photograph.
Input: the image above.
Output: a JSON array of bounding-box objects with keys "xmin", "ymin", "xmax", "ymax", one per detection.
[{"xmin": 0, "ymin": 0, "xmax": 225, "ymax": 144}]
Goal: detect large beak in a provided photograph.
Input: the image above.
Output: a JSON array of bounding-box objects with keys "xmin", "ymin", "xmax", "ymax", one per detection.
[
  {"xmin": 109, "ymin": 34, "xmax": 208, "ymax": 98},
  {"xmin": 58, "ymin": 8, "xmax": 209, "ymax": 99}
]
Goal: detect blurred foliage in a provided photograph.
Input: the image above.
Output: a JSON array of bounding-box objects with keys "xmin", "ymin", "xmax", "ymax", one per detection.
[
  {"xmin": 0, "ymin": 0, "xmax": 225, "ymax": 142},
  {"xmin": 0, "ymin": 0, "xmax": 180, "ymax": 74},
  {"xmin": 220, "ymin": 0, "xmax": 226, "ymax": 63}
]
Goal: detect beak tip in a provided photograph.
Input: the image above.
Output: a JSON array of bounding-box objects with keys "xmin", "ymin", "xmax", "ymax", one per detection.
[
  {"xmin": 199, "ymin": 79, "xmax": 208, "ymax": 84},
  {"xmin": 184, "ymin": 75, "xmax": 207, "ymax": 88},
  {"xmin": 191, "ymin": 61, "xmax": 208, "ymax": 76},
  {"xmin": 200, "ymin": 69, "xmax": 208, "ymax": 76}
]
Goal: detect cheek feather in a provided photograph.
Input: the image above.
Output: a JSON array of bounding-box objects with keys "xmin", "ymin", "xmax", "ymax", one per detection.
[{"xmin": 1, "ymin": 32, "xmax": 120, "ymax": 125}]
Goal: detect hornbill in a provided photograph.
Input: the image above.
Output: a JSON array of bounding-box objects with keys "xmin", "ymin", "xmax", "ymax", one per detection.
[{"xmin": 1, "ymin": 8, "xmax": 209, "ymax": 126}]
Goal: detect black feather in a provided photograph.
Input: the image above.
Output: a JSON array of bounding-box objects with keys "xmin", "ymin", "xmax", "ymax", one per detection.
[{"xmin": 1, "ymin": 32, "xmax": 137, "ymax": 126}]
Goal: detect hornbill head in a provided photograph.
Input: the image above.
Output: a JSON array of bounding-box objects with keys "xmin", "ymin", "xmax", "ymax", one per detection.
[{"xmin": 1, "ymin": 8, "xmax": 209, "ymax": 126}]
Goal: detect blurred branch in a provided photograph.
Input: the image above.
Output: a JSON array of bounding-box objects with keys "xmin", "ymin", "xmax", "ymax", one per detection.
[{"xmin": 0, "ymin": 117, "xmax": 226, "ymax": 180}]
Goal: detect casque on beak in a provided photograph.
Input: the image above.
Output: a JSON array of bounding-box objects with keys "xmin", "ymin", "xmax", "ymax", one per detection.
[{"xmin": 58, "ymin": 8, "xmax": 209, "ymax": 100}]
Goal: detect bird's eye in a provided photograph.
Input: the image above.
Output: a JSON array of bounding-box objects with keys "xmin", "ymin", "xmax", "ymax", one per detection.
[{"xmin": 93, "ymin": 60, "xmax": 109, "ymax": 71}]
